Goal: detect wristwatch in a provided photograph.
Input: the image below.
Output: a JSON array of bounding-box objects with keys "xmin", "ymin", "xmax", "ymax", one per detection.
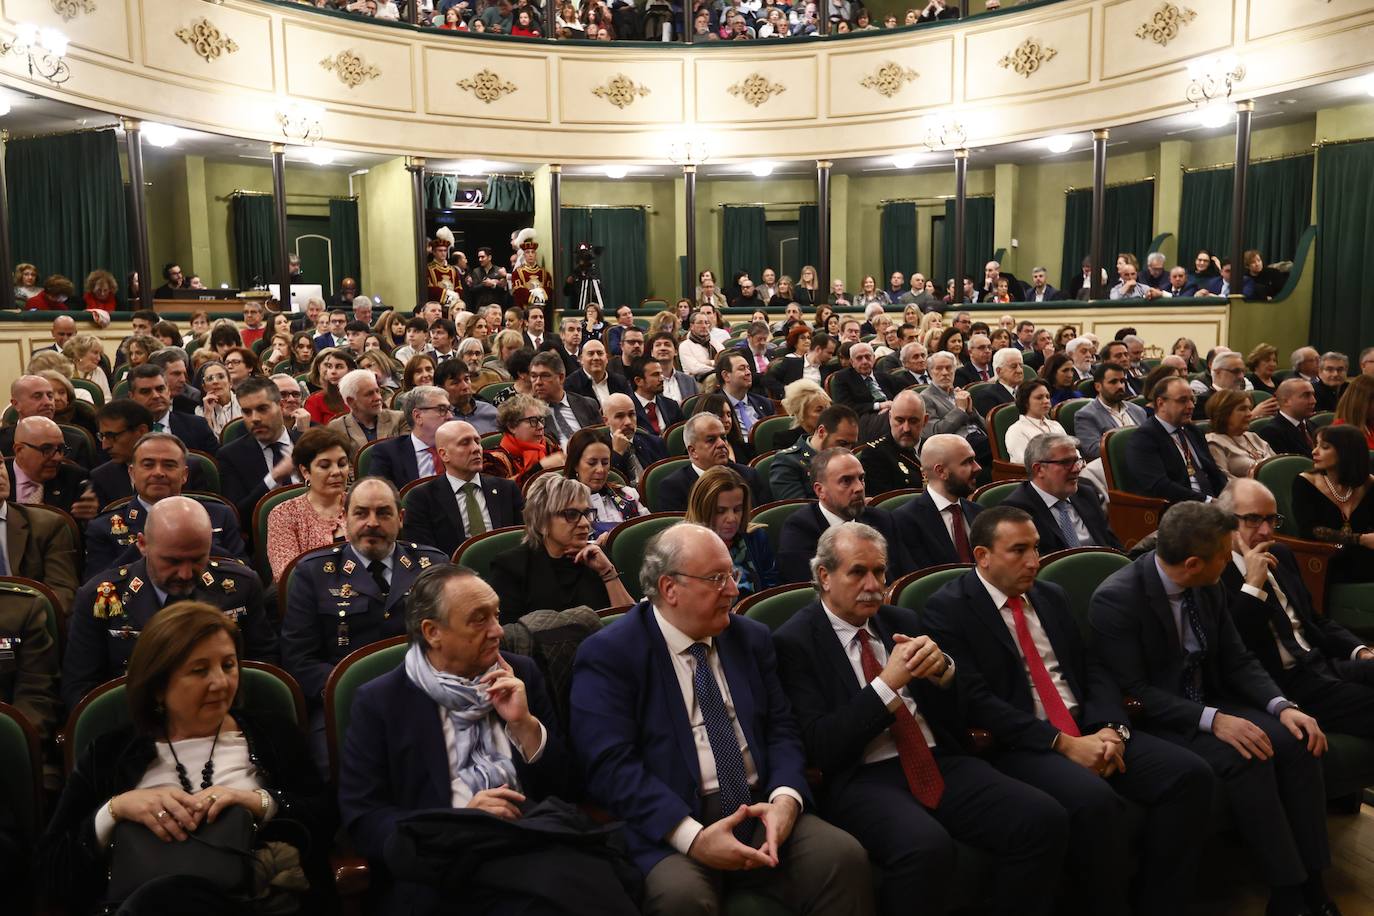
[{"xmin": 1107, "ymin": 722, "xmax": 1131, "ymax": 743}]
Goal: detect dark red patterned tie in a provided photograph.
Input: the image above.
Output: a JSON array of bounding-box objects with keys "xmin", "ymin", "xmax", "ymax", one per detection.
[{"xmin": 856, "ymin": 630, "xmax": 944, "ymax": 808}]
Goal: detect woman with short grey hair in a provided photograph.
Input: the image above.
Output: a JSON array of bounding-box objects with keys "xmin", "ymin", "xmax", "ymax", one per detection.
[{"xmin": 484, "ymin": 394, "xmax": 563, "ymax": 486}]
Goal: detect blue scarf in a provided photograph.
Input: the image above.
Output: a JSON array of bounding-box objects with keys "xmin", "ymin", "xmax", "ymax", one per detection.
[{"xmin": 404, "ymin": 643, "xmax": 520, "ymax": 796}]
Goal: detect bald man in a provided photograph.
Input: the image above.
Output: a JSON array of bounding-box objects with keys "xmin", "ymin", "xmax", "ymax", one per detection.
[
  {"xmin": 400, "ymin": 420, "xmax": 524, "ymax": 557},
  {"xmin": 892, "ymin": 434, "xmax": 985, "ymax": 568},
  {"xmin": 0, "ymin": 376, "xmax": 99, "ymax": 469},
  {"xmin": 860, "ymin": 389, "xmax": 927, "ymax": 497},
  {"xmin": 602, "ymin": 392, "xmax": 667, "ymax": 484},
  {"xmin": 32, "ymin": 314, "xmax": 77, "ymax": 356},
  {"xmin": 5, "ymin": 416, "xmax": 98, "ymax": 519},
  {"xmin": 61, "ymin": 496, "xmax": 276, "ymax": 707}
]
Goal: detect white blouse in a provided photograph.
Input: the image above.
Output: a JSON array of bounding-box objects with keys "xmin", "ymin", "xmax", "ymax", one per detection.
[{"xmin": 1004, "ymin": 415, "xmax": 1068, "ymax": 464}]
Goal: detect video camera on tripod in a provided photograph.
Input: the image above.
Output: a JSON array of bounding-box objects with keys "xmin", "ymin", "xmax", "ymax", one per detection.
[{"xmin": 564, "ymin": 241, "xmax": 605, "ymax": 310}]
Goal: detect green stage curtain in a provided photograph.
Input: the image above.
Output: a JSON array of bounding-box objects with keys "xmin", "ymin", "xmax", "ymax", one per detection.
[
  {"xmin": 328, "ymin": 199, "xmax": 362, "ymax": 292},
  {"xmin": 798, "ymin": 204, "xmax": 820, "ymax": 275},
  {"xmin": 722, "ymin": 205, "xmax": 768, "ymax": 286},
  {"xmin": 881, "ymin": 202, "xmax": 917, "ymax": 284},
  {"xmin": 1312, "ymin": 141, "xmax": 1374, "ymax": 350},
  {"xmin": 1178, "ymin": 155, "xmax": 1314, "ymax": 264},
  {"xmin": 6, "ymin": 129, "xmax": 130, "ymax": 302},
  {"xmin": 560, "ymin": 207, "xmax": 647, "ymax": 310},
  {"xmin": 231, "ymin": 194, "xmax": 278, "ymax": 289},
  {"xmin": 424, "ymin": 174, "xmax": 457, "ymax": 210},
  {"xmin": 485, "ymin": 176, "xmax": 534, "ymax": 212},
  {"xmin": 1059, "ymin": 181, "xmax": 1154, "ymax": 291},
  {"xmin": 937, "ymin": 197, "xmax": 994, "ymax": 286}
]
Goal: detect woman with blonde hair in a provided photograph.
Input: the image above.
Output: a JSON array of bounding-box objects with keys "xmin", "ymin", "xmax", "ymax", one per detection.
[
  {"xmin": 796, "ymin": 264, "xmax": 820, "ymax": 308},
  {"xmin": 684, "ymin": 466, "xmax": 777, "ymax": 604},
  {"xmin": 1334, "ymin": 375, "xmax": 1374, "ymax": 449},
  {"xmin": 1245, "ymin": 343, "xmax": 1281, "ymax": 396},
  {"xmin": 777, "ymin": 378, "xmax": 831, "ymax": 450},
  {"xmin": 12, "ymin": 262, "xmax": 39, "ymax": 305},
  {"xmin": 62, "ymin": 333, "xmax": 111, "ymax": 400},
  {"xmin": 483, "ymin": 329, "xmax": 523, "ymax": 383}
]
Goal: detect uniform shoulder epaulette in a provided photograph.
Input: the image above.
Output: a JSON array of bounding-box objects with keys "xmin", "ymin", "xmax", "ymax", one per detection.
[{"xmin": 863, "ymin": 436, "xmax": 886, "ymax": 448}]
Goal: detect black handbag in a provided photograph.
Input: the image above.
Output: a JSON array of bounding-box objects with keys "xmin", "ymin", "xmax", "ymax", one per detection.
[{"xmin": 106, "ymin": 805, "xmax": 257, "ymax": 904}]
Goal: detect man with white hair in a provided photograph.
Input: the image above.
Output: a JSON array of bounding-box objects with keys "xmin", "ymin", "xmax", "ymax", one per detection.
[
  {"xmin": 1064, "ymin": 337, "xmax": 1097, "ymax": 382},
  {"xmin": 920, "ymin": 352, "xmax": 988, "ymax": 456},
  {"xmin": 653, "ymin": 413, "xmax": 767, "ymax": 513},
  {"xmin": 973, "ymin": 346, "xmax": 1023, "ymax": 417},
  {"xmin": 1140, "ymin": 252, "xmax": 1170, "ymax": 291},
  {"xmin": 882, "ymin": 341, "xmax": 930, "ymax": 395},
  {"xmin": 1194, "ymin": 351, "xmax": 1279, "ymax": 420},
  {"xmin": 1290, "ymin": 346, "xmax": 1320, "ymax": 384},
  {"xmin": 829, "ymin": 342, "xmax": 893, "ymax": 441},
  {"xmin": 329, "ymin": 368, "xmax": 407, "ymax": 449}
]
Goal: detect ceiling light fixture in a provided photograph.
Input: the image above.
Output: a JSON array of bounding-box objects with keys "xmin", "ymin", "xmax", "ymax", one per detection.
[
  {"xmin": 1185, "ymin": 54, "xmax": 1245, "ymax": 107},
  {"xmin": 1363, "ymin": 74, "xmax": 1374, "ymax": 97},
  {"xmin": 1042, "ymin": 134, "xmax": 1074, "ymax": 153},
  {"xmin": 142, "ymin": 123, "xmax": 180, "ymax": 148},
  {"xmin": 750, "ymin": 161, "xmax": 775, "ymax": 178},
  {"xmin": 921, "ymin": 113, "xmax": 967, "ymax": 152},
  {"xmin": 454, "ymin": 159, "xmax": 489, "ymax": 176},
  {"xmin": 603, "ymin": 165, "xmax": 628, "ymax": 179}
]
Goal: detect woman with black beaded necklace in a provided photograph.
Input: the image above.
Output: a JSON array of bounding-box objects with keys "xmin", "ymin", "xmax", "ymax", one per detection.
[{"xmin": 41, "ymin": 602, "xmax": 335, "ymax": 915}]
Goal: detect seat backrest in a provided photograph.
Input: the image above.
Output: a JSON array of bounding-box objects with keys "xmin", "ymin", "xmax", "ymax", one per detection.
[
  {"xmin": 1037, "ymin": 548, "xmax": 1130, "ymax": 636},
  {"xmin": 664, "ymin": 421, "xmax": 687, "ymax": 457},
  {"xmin": 749, "ymin": 415, "xmax": 795, "ymax": 454},
  {"xmin": 452, "ymin": 526, "xmax": 525, "ymax": 578},
  {"xmin": 252, "ymin": 483, "xmax": 307, "ymax": 582},
  {"xmin": 112, "ymin": 379, "xmax": 129, "ymax": 400},
  {"xmin": 71, "ymin": 377, "xmax": 105, "ymax": 407},
  {"xmin": 1249, "ymin": 389, "xmax": 1273, "ymax": 407},
  {"xmin": 400, "ymin": 474, "xmax": 441, "ymax": 505},
  {"xmin": 479, "ymin": 382, "xmax": 513, "ymax": 403},
  {"xmin": 324, "ymin": 636, "xmax": 408, "ymax": 784},
  {"xmin": 188, "ymin": 450, "xmax": 221, "ymax": 494},
  {"xmin": 605, "ymin": 513, "xmax": 683, "ymax": 600},
  {"xmin": 750, "ymin": 450, "xmax": 778, "ymax": 485},
  {"xmin": 888, "ymin": 565, "xmax": 971, "ymax": 613},
  {"xmin": 738, "ymin": 583, "xmax": 816, "ymax": 630},
  {"xmin": 681, "ymin": 395, "xmax": 700, "ymax": 417},
  {"xmin": 480, "ymin": 431, "xmax": 504, "ymax": 450},
  {"xmin": 220, "ymin": 417, "xmax": 248, "ymax": 445},
  {"xmin": 869, "ymin": 488, "xmax": 922, "ymax": 511},
  {"xmin": 972, "ymin": 481, "xmax": 1018, "ymax": 507},
  {"xmin": 0, "ymin": 577, "xmax": 59, "ymax": 646},
  {"xmin": 1054, "ymin": 398, "xmax": 1090, "ymax": 437},
  {"xmin": 1249, "ymin": 416, "xmax": 1274, "ymax": 436},
  {"xmin": 1254, "ymin": 454, "xmax": 1312, "ymax": 537},
  {"xmin": 749, "ymin": 499, "xmax": 812, "ymax": 553},
  {"xmin": 1310, "ymin": 411, "xmax": 1335, "ymax": 429},
  {"xmin": 1101, "ymin": 426, "xmax": 1142, "ymax": 492},
  {"xmin": 357, "ymin": 436, "xmax": 404, "ymax": 479},
  {"xmin": 988, "ymin": 403, "xmax": 1019, "ymax": 462},
  {"xmin": 642, "ymin": 457, "xmax": 690, "ymax": 512},
  {"xmin": 0, "ymin": 702, "xmax": 42, "ymax": 846}
]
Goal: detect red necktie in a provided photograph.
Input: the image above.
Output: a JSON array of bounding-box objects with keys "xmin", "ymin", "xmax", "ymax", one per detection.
[
  {"xmin": 427, "ymin": 446, "xmax": 445, "ymax": 476},
  {"xmin": 1006, "ymin": 596, "xmax": 1080, "ymax": 737},
  {"xmin": 948, "ymin": 504, "xmax": 972, "ymax": 563},
  {"xmin": 856, "ymin": 630, "xmax": 944, "ymax": 808},
  {"xmin": 979, "ymin": 367, "xmax": 989, "ymax": 381},
  {"xmin": 645, "ymin": 401, "xmax": 660, "ymax": 435}
]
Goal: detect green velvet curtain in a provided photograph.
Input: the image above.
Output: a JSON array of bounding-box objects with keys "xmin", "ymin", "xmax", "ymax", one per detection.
[
  {"xmin": 485, "ymin": 176, "xmax": 535, "ymax": 212},
  {"xmin": 1312, "ymin": 141, "xmax": 1374, "ymax": 350},
  {"xmin": 424, "ymin": 174, "xmax": 457, "ymax": 209},
  {"xmin": 328, "ymin": 199, "xmax": 362, "ymax": 292},
  {"xmin": 1059, "ymin": 180, "xmax": 1155, "ymax": 292},
  {"xmin": 1178, "ymin": 155, "xmax": 1314, "ymax": 264},
  {"xmin": 559, "ymin": 207, "xmax": 647, "ymax": 310},
  {"xmin": 797, "ymin": 204, "xmax": 820, "ymax": 275},
  {"xmin": 881, "ymin": 202, "xmax": 917, "ymax": 282},
  {"xmin": 937, "ymin": 197, "xmax": 994, "ymax": 286},
  {"xmin": 6, "ymin": 129, "xmax": 130, "ymax": 303},
  {"xmin": 722, "ymin": 205, "xmax": 768, "ymax": 285},
  {"xmin": 231, "ymin": 194, "xmax": 278, "ymax": 290}
]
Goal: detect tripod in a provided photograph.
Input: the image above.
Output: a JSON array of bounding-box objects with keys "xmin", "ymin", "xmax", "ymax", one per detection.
[{"xmin": 572, "ymin": 274, "xmax": 605, "ymax": 311}]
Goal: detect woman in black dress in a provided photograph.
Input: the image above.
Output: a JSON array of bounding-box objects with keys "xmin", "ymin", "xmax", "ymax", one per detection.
[{"xmin": 1292, "ymin": 424, "xmax": 1374, "ymax": 584}]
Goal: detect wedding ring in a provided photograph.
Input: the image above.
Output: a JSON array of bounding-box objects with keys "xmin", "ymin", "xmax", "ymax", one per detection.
[
  {"xmin": 156, "ymin": 810, "xmax": 168, "ymax": 819},
  {"xmin": 209, "ymin": 794, "xmax": 219, "ymax": 803}
]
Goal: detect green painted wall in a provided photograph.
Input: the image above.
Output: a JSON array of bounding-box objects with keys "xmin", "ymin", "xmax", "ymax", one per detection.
[
  {"xmin": 357, "ymin": 156, "xmax": 414, "ymax": 309},
  {"xmin": 562, "ymin": 177, "xmax": 678, "ymax": 300}
]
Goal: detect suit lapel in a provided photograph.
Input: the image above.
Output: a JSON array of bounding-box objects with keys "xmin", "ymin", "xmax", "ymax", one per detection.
[
  {"xmin": 6, "ymin": 507, "xmax": 29, "ymax": 575},
  {"xmin": 1140, "ymin": 556, "xmax": 1182, "ymax": 654},
  {"xmin": 807, "ymin": 602, "xmax": 862, "ymax": 700},
  {"xmin": 964, "ymin": 573, "xmax": 1020, "ymax": 660},
  {"xmin": 435, "ymin": 480, "xmax": 465, "ymax": 538}
]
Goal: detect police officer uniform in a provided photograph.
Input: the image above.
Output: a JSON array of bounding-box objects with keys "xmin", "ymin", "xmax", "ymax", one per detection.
[
  {"xmin": 61, "ymin": 557, "xmax": 277, "ymax": 708},
  {"xmin": 83, "ymin": 498, "xmax": 247, "ymax": 584},
  {"xmin": 281, "ymin": 540, "xmax": 449, "ymax": 702},
  {"xmin": 768, "ymin": 438, "xmax": 818, "ymax": 501},
  {"xmin": 858, "ymin": 433, "xmax": 923, "ymax": 499}
]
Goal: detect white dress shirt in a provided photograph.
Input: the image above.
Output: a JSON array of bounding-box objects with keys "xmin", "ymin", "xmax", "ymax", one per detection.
[
  {"xmin": 440, "ymin": 706, "xmax": 546, "ymax": 807},
  {"xmin": 447, "ymin": 472, "xmax": 493, "ymax": 533},
  {"xmin": 660, "ymin": 370, "xmax": 683, "ymax": 404},
  {"xmin": 926, "ymin": 488, "xmax": 960, "ymax": 547},
  {"xmin": 975, "ymin": 571, "xmax": 1080, "ymax": 720},
  {"xmin": 260, "ymin": 429, "xmax": 297, "ymax": 490},
  {"xmin": 652, "ymin": 607, "xmax": 803, "ymax": 855},
  {"xmin": 412, "ymin": 434, "xmax": 437, "ymax": 477}
]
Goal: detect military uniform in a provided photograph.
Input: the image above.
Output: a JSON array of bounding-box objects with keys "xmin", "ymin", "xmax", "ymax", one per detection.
[
  {"xmin": 0, "ymin": 585, "xmax": 58, "ymax": 743},
  {"xmin": 282, "ymin": 541, "xmax": 449, "ymax": 701},
  {"xmin": 858, "ymin": 434, "xmax": 923, "ymax": 499},
  {"xmin": 768, "ymin": 438, "xmax": 818, "ymax": 501},
  {"xmin": 83, "ymin": 499, "xmax": 247, "ymax": 585},
  {"xmin": 61, "ymin": 557, "xmax": 277, "ymax": 708}
]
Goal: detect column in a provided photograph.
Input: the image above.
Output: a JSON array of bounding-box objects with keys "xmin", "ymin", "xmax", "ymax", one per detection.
[
  {"xmin": 993, "ymin": 162, "xmax": 1019, "ymax": 275},
  {"xmin": 1230, "ymin": 100, "xmax": 1254, "ymax": 296},
  {"xmin": 1089, "ymin": 129, "xmax": 1108, "ymax": 300},
  {"xmin": 406, "ymin": 156, "xmax": 427, "ymax": 310},
  {"xmin": 683, "ymin": 164, "xmax": 697, "ymax": 299},
  {"xmin": 0, "ymin": 133, "xmax": 11, "ymax": 312},
  {"xmin": 549, "ymin": 163, "xmax": 562, "ymax": 322},
  {"xmin": 817, "ymin": 159, "xmax": 832, "ymax": 302},
  {"xmin": 953, "ymin": 148, "xmax": 967, "ymax": 304},
  {"xmin": 270, "ymin": 143, "xmax": 291, "ymax": 310},
  {"xmin": 122, "ymin": 118, "xmax": 152, "ymax": 309}
]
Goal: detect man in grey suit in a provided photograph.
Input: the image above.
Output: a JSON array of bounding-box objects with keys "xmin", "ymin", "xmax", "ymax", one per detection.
[
  {"xmin": 919, "ymin": 351, "xmax": 990, "ymax": 469},
  {"xmin": 1073, "ymin": 362, "xmax": 1148, "ymax": 462},
  {"xmin": 529, "ymin": 351, "xmax": 601, "ymax": 449},
  {"xmin": 328, "ymin": 369, "xmax": 408, "ymax": 451}
]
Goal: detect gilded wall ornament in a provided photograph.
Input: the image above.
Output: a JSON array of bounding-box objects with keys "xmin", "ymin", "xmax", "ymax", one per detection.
[
  {"xmin": 51, "ymin": 0, "xmax": 96, "ymax": 21},
  {"xmin": 592, "ymin": 74, "xmax": 650, "ymax": 109},
  {"xmin": 998, "ymin": 38, "xmax": 1057, "ymax": 78},
  {"xmin": 727, "ymin": 73, "xmax": 786, "ymax": 108},
  {"xmin": 457, "ymin": 69, "xmax": 517, "ymax": 103},
  {"xmin": 176, "ymin": 18, "xmax": 239, "ymax": 63},
  {"xmin": 320, "ymin": 50, "xmax": 382, "ymax": 89},
  {"xmin": 1135, "ymin": 3, "xmax": 1198, "ymax": 47},
  {"xmin": 859, "ymin": 62, "xmax": 918, "ymax": 99}
]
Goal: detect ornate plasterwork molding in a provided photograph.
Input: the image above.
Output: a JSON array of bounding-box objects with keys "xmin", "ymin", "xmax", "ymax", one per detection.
[
  {"xmin": 592, "ymin": 74, "xmax": 650, "ymax": 109},
  {"xmin": 998, "ymin": 37, "xmax": 1057, "ymax": 78},
  {"xmin": 51, "ymin": 0, "xmax": 96, "ymax": 21},
  {"xmin": 320, "ymin": 50, "xmax": 381, "ymax": 89},
  {"xmin": 457, "ymin": 69, "xmax": 518, "ymax": 103},
  {"xmin": 1135, "ymin": 3, "xmax": 1198, "ymax": 47},
  {"xmin": 727, "ymin": 73, "xmax": 786, "ymax": 107},
  {"xmin": 859, "ymin": 62, "xmax": 918, "ymax": 98},
  {"xmin": 175, "ymin": 18, "xmax": 239, "ymax": 63}
]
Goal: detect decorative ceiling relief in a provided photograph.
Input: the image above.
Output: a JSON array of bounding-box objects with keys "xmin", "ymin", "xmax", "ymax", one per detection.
[
  {"xmin": 592, "ymin": 74, "xmax": 650, "ymax": 109},
  {"xmin": 457, "ymin": 69, "xmax": 517, "ymax": 103},
  {"xmin": 859, "ymin": 62, "xmax": 918, "ymax": 98},
  {"xmin": 50, "ymin": 0, "xmax": 96, "ymax": 21},
  {"xmin": 727, "ymin": 73, "xmax": 786, "ymax": 107},
  {"xmin": 176, "ymin": 19, "xmax": 240, "ymax": 63},
  {"xmin": 998, "ymin": 37, "xmax": 1057, "ymax": 78},
  {"xmin": 320, "ymin": 50, "xmax": 382, "ymax": 89},
  {"xmin": 1135, "ymin": 2, "xmax": 1198, "ymax": 47}
]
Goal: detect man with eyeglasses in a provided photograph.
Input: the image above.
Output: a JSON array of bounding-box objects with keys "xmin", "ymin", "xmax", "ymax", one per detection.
[
  {"xmin": 654, "ymin": 413, "xmax": 767, "ymax": 514},
  {"xmin": 1002, "ymin": 434, "xmax": 1122, "ymax": 552},
  {"xmin": 1129, "ymin": 377, "xmax": 1227, "ymax": 504},
  {"xmin": 1218, "ymin": 479, "xmax": 1374, "ymax": 738},
  {"xmin": 7, "ymin": 416, "xmax": 98, "ymax": 520},
  {"xmin": 434, "ymin": 360, "xmax": 499, "ymax": 435},
  {"xmin": 219, "ymin": 376, "xmax": 301, "ymax": 526},
  {"xmin": 570, "ymin": 523, "xmax": 875, "ymax": 916},
  {"xmin": 1194, "ymin": 351, "xmax": 1279, "ymax": 421},
  {"xmin": 271, "ymin": 373, "xmax": 314, "ymax": 433},
  {"xmin": 529, "ymin": 351, "xmax": 600, "ymax": 449},
  {"xmin": 126, "ymin": 363, "xmax": 219, "ymax": 456},
  {"xmin": 365, "ymin": 386, "xmax": 453, "ymax": 490},
  {"xmin": 0, "ymin": 375, "xmax": 98, "ymax": 470},
  {"xmin": 89, "ymin": 400, "xmax": 155, "ymax": 509},
  {"xmin": 0, "ymin": 459, "xmax": 79, "ymax": 614}
]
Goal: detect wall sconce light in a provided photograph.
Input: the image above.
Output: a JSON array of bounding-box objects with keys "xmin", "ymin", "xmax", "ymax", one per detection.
[
  {"xmin": 276, "ymin": 99, "xmax": 324, "ymax": 145},
  {"xmin": 1, "ymin": 24, "xmax": 71, "ymax": 85},
  {"xmin": 1186, "ymin": 55, "xmax": 1245, "ymax": 107},
  {"xmin": 922, "ymin": 113, "xmax": 967, "ymax": 152}
]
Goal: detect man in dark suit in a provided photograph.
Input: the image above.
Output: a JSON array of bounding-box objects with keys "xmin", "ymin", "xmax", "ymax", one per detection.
[
  {"xmin": 1313, "ymin": 352, "xmax": 1350, "ymax": 414},
  {"xmin": 1260, "ymin": 378, "xmax": 1320, "ymax": 457},
  {"xmin": 0, "ymin": 462, "xmax": 79, "ymax": 613},
  {"xmin": 83, "ymin": 433, "xmax": 244, "ymax": 581},
  {"xmin": 7, "ymin": 417, "xmax": 98, "ymax": 522},
  {"xmin": 953, "ymin": 334, "xmax": 995, "ymax": 388},
  {"xmin": 921, "ymin": 506, "xmax": 1214, "ymax": 915},
  {"xmin": 978, "ymin": 261, "xmax": 1022, "ymax": 302},
  {"xmin": 774, "ymin": 522, "xmax": 1068, "ymax": 916},
  {"xmin": 89, "ymin": 400, "xmax": 153, "ymax": 510},
  {"xmin": 400, "ymin": 420, "xmax": 523, "ymax": 558},
  {"xmin": 829, "ymin": 342, "xmax": 893, "ymax": 441},
  {"xmin": 602, "ymin": 393, "xmax": 666, "ymax": 485},
  {"xmin": 892, "ymin": 434, "xmax": 983, "ymax": 569},
  {"xmin": 366, "ymin": 386, "xmax": 453, "ymax": 490},
  {"xmin": 570, "ymin": 524, "xmax": 874, "ymax": 914},
  {"xmin": 338, "ymin": 566, "xmax": 635, "ymax": 916},
  {"xmin": 521, "ymin": 306, "xmax": 551, "ymax": 353},
  {"xmin": 880, "ymin": 341, "xmax": 931, "ymax": 398},
  {"xmin": 1090, "ymin": 502, "xmax": 1336, "ymax": 916},
  {"xmin": 529, "ymin": 351, "xmax": 601, "ymax": 450},
  {"xmin": 126, "ymin": 364, "xmax": 219, "ymax": 456},
  {"xmin": 769, "ymin": 333, "xmax": 837, "ymax": 396},
  {"xmin": 860, "ymin": 390, "xmax": 926, "ymax": 498},
  {"xmin": 2, "ymin": 375, "xmax": 99, "ymax": 470},
  {"xmin": 553, "ymin": 316, "xmax": 584, "ymax": 376},
  {"xmin": 1127, "ymin": 377, "xmax": 1227, "ymax": 503},
  {"xmin": 1161, "ymin": 266, "xmax": 1198, "ymax": 298},
  {"xmin": 971, "ymin": 346, "xmax": 1022, "ymax": 418},
  {"xmin": 219, "ymin": 377, "xmax": 301, "ymax": 528},
  {"xmin": 777, "ymin": 449, "xmax": 909, "ymax": 584},
  {"xmin": 1002, "ymin": 434, "xmax": 1123, "ymax": 552},
  {"xmin": 654, "ymin": 414, "xmax": 767, "ymax": 513},
  {"xmin": 714, "ymin": 352, "xmax": 775, "ymax": 441},
  {"xmin": 565, "ymin": 339, "xmax": 633, "ymax": 404},
  {"xmin": 629, "ymin": 357, "xmax": 685, "ymax": 438},
  {"xmin": 61, "ymin": 497, "xmax": 276, "ymax": 708},
  {"xmin": 1023, "ymin": 268, "xmax": 1063, "ymax": 303},
  {"xmin": 1219, "ymin": 480, "xmax": 1374, "ymax": 736}
]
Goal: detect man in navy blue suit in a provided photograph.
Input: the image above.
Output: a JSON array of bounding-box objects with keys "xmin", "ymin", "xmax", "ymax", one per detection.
[
  {"xmin": 339, "ymin": 564, "xmax": 639, "ymax": 916},
  {"xmin": 570, "ymin": 524, "xmax": 874, "ymax": 915},
  {"xmin": 219, "ymin": 377, "xmax": 300, "ymax": 527},
  {"xmin": 366, "ymin": 386, "xmax": 453, "ymax": 489},
  {"xmin": 602, "ymin": 393, "xmax": 666, "ymax": 486},
  {"xmin": 774, "ymin": 522, "xmax": 1068, "ymax": 916},
  {"xmin": 892, "ymin": 434, "xmax": 984, "ymax": 569},
  {"xmin": 714, "ymin": 351, "xmax": 775, "ymax": 441},
  {"xmin": 629, "ymin": 357, "xmax": 684, "ymax": 438},
  {"xmin": 126, "ymin": 364, "xmax": 219, "ymax": 456},
  {"xmin": 654, "ymin": 414, "xmax": 767, "ymax": 513},
  {"xmin": 1127, "ymin": 377, "xmax": 1227, "ymax": 503}
]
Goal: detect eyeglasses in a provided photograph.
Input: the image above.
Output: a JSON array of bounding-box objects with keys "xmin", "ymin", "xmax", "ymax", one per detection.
[
  {"xmin": 97, "ymin": 428, "xmax": 129, "ymax": 442},
  {"xmin": 413, "ymin": 404, "xmax": 451, "ymax": 415},
  {"xmin": 1040, "ymin": 457, "xmax": 1086, "ymax": 469},
  {"xmin": 554, "ymin": 507, "xmax": 596, "ymax": 524},
  {"xmin": 17, "ymin": 441, "xmax": 69, "ymax": 458},
  {"xmin": 519, "ymin": 416, "xmax": 546, "ymax": 427},
  {"xmin": 673, "ymin": 568, "xmax": 744, "ymax": 591},
  {"xmin": 1234, "ymin": 513, "xmax": 1285, "ymax": 528}
]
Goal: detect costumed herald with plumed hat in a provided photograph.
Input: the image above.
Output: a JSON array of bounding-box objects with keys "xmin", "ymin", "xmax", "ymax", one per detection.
[
  {"xmin": 426, "ymin": 226, "xmax": 463, "ymax": 307},
  {"xmin": 510, "ymin": 227, "xmax": 554, "ymax": 312}
]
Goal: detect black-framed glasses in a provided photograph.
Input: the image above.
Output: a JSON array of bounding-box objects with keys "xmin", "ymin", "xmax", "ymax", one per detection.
[
  {"xmin": 413, "ymin": 404, "xmax": 451, "ymax": 415},
  {"xmin": 97, "ymin": 428, "xmax": 129, "ymax": 442},
  {"xmin": 1234, "ymin": 513, "xmax": 1285, "ymax": 528},
  {"xmin": 673, "ymin": 569, "xmax": 744, "ymax": 591},
  {"xmin": 519, "ymin": 416, "xmax": 546, "ymax": 427},
  {"xmin": 17, "ymin": 441, "xmax": 69, "ymax": 458},
  {"xmin": 554, "ymin": 507, "xmax": 596, "ymax": 524}
]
